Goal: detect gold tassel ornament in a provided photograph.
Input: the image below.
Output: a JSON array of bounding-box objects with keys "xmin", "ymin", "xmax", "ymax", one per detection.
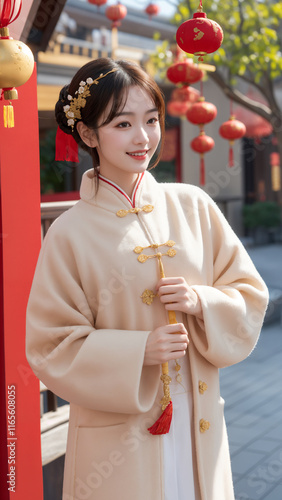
[
  {"xmin": 135, "ymin": 242, "xmax": 180, "ymax": 435},
  {"xmin": 3, "ymin": 103, "xmax": 14, "ymax": 128},
  {"xmin": 148, "ymin": 254, "xmax": 179, "ymax": 435}
]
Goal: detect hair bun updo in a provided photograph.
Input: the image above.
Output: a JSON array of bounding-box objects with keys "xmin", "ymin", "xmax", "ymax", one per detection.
[
  {"xmin": 53, "ymin": 58, "xmax": 165, "ymax": 182},
  {"xmin": 55, "ymin": 84, "xmax": 72, "ymax": 135}
]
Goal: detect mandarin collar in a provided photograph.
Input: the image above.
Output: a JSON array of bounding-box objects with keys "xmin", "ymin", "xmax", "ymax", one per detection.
[{"xmin": 80, "ymin": 169, "xmax": 158, "ymax": 214}]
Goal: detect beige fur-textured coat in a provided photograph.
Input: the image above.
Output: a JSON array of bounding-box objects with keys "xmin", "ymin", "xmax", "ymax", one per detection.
[{"xmin": 26, "ymin": 170, "xmax": 268, "ymax": 500}]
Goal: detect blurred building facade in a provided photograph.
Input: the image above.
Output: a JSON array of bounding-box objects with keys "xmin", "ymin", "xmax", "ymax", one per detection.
[{"xmin": 23, "ymin": 0, "xmax": 281, "ymax": 235}]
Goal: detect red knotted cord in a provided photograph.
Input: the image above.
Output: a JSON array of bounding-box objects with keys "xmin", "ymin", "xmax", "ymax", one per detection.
[{"xmin": 0, "ymin": 0, "xmax": 22, "ymax": 28}]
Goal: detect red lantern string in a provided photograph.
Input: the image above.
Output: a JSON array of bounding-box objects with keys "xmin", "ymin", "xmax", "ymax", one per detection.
[{"xmin": 186, "ymin": 77, "xmax": 217, "ymax": 185}]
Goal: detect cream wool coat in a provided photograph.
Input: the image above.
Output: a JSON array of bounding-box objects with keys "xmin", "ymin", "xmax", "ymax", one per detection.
[{"xmin": 26, "ymin": 170, "xmax": 268, "ymax": 500}]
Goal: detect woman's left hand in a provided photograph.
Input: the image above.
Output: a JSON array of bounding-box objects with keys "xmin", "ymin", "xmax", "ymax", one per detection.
[{"xmin": 156, "ymin": 277, "xmax": 203, "ymax": 319}]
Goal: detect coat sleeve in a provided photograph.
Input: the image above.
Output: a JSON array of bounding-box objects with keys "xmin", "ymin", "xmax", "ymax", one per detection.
[
  {"xmin": 186, "ymin": 188, "xmax": 269, "ymax": 369},
  {"xmin": 26, "ymin": 221, "xmax": 160, "ymax": 414}
]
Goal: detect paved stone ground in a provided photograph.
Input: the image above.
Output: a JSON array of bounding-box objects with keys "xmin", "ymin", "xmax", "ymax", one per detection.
[{"xmin": 220, "ymin": 244, "xmax": 282, "ymax": 500}]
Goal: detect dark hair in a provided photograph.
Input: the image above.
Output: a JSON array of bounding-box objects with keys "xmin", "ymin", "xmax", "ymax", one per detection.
[{"xmin": 55, "ymin": 57, "xmax": 165, "ymax": 181}]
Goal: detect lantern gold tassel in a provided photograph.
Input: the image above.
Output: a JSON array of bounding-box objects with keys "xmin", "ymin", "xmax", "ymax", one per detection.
[
  {"xmin": 148, "ymin": 255, "xmax": 179, "ymax": 435},
  {"xmin": 3, "ymin": 103, "xmax": 14, "ymax": 128}
]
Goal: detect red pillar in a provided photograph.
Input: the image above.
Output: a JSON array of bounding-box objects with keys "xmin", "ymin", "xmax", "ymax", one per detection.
[{"xmin": 0, "ymin": 65, "xmax": 43, "ymax": 499}]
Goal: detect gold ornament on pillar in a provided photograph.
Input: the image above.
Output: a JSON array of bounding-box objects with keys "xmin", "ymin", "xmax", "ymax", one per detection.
[
  {"xmin": 270, "ymin": 152, "xmax": 281, "ymax": 192},
  {"xmin": 0, "ymin": 1, "xmax": 34, "ymax": 128}
]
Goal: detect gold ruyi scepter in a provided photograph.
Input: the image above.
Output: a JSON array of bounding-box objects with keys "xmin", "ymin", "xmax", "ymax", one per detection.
[{"xmin": 135, "ymin": 241, "xmax": 178, "ymax": 435}]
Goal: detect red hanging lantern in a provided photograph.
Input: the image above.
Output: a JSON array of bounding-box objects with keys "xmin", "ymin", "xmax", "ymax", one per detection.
[
  {"xmin": 219, "ymin": 115, "xmax": 246, "ymax": 167},
  {"xmin": 167, "ymin": 100, "xmax": 191, "ymax": 117},
  {"xmin": 145, "ymin": 3, "xmax": 160, "ymax": 19},
  {"xmin": 0, "ymin": 0, "xmax": 34, "ymax": 128},
  {"xmin": 186, "ymin": 97, "xmax": 217, "ymax": 128},
  {"xmin": 191, "ymin": 132, "xmax": 214, "ymax": 185},
  {"xmin": 167, "ymin": 58, "xmax": 204, "ymax": 85},
  {"xmin": 176, "ymin": 0, "xmax": 224, "ymax": 62},
  {"xmin": 171, "ymin": 85, "xmax": 200, "ymax": 104},
  {"xmin": 167, "ymin": 85, "xmax": 199, "ymax": 117},
  {"xmin": 106, "ymin": 2, "xmax": 127, "ymax": 28},
  {"xmin": 170, "ymin": 43, "xmax": 186, "ymax": 63},
  {"xmin": 88, "ymin": 0, "xmax": 107, "ymax": 6}
]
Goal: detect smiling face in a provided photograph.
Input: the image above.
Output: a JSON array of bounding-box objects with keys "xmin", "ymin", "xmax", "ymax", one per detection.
[{"xmin": 81, "ymin": 85, "xmax": 162, "ymax": 188}]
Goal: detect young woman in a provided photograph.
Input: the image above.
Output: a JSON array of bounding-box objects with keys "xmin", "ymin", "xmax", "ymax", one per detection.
[{"xmin": 26, "ymin": 58, "xmax": 268, "ymax": 500}]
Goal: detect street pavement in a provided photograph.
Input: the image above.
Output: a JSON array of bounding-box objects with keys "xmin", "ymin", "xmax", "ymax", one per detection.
[{"xmin": 220, "ymin": 244, "xmax": 282, "ymax": 500}]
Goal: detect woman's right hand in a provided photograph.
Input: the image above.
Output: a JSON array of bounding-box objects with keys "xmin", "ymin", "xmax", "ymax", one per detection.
[{"xmin": 143, "ymin": 323, "xmax": 189, "ymax": 366}]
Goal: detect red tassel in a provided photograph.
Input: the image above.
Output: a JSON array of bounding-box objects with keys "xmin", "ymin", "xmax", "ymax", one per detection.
[
  {"xmin": 55, "ymin": 127, "xmax": 79, "ymax": 162},
  {"xmin": 148, "ymin": 401, "xmax": 173, "ymax": 435},
  {"xmin": 200, "ymin": 155, "xmax": 205, "ymax": 186},
  {"xmin": 229, "ymin": 143, "xmax": 234, "ymax": 167}
]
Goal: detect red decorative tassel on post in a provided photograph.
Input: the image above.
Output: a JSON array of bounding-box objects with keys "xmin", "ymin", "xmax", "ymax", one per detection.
[{"xmin": 55, "ymin": 127, "xmax": 79, "ymax": 162}]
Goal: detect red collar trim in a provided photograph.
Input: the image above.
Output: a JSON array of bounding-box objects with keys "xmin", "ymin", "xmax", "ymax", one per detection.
[{"xmin": 98, "ymin": 172, "xmax": 144, "ymax": 208}]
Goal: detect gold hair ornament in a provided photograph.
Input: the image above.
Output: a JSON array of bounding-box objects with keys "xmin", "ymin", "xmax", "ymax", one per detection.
[{"xmin": 63, "ymin": 68, "xmax": 118, "ymax": 131}]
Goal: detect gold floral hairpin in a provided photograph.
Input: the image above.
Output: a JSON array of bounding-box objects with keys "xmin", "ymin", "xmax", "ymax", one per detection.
[{"xmin": 63, "ymin": 68, "xmax": 118, "ymax": 131}]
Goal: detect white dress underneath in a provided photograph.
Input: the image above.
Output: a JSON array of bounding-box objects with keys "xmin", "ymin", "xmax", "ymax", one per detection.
[{"xmin": 163, "ymin": 354, "xmax": 197, "ymax": 500}]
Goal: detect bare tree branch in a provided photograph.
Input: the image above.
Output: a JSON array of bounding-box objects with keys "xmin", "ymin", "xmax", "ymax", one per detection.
[
  {"xmin": 238, "ymin": 73, "xmax": 266, "ymax": 97},
  {"xmin": 210, "ymin": 70, "xmax": 273, "ymax": 121},
  {"xmin": 261, "ymin": 71, "xmax": 281, "ymax": 118},
  {"xmin": 225, "ymin": 71, "xmax": 281, "ymax": 120}
]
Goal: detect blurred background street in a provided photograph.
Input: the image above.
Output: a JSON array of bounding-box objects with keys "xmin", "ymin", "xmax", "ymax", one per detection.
[{"xmin": 221, "ymin": 243, "xmax": 282, "ymax": 500}]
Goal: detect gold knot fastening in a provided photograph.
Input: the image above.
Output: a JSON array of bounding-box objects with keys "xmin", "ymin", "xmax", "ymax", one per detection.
[
  {"xmin": 141, "ymin": 289, "xmax": 157, "ymax": 305},
  {"xmin": 134, "ymin": 241, "xmax": 175, "ymax": 254},
  {"xmin": 134, "ymin": 241, "xmax": 176, "ymax": 263},
  {"xmin": 116, "ymin": 205, "xmax": 154, "ymax": 218},
  {"xmin": 137, "ymin": 247, "xmax": 176, "ymax": 263},
  {"xmin": 199, "ymin": 419, "xmax": 210, "ymax": 433},
  {"xmin": 199, "ymin": 381, "xmax": 208, "ymax": 394}
]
